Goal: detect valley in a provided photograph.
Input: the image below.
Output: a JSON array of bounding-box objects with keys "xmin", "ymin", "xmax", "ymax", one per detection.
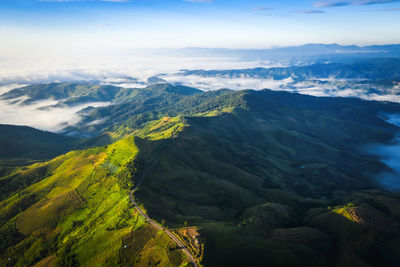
[
  {"xmin": 3, "ymin": 0, "xmax": 400, "ymax": 265},
  {"xmin": 1, "ymin": 83, "xmax": 400, "ymax": 266}
]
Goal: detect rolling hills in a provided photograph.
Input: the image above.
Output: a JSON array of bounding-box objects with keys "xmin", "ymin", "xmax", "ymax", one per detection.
[
  {"xmin": 0, "ymin": 83, "xmax": 201, "ymax": 108},
  {"xmin": 0, "ymin": 83, "xmax": 127, "ymax": 106},
  {"xmin": 1, "ymin": 84, "xmax": 400, "ymax": 266}
]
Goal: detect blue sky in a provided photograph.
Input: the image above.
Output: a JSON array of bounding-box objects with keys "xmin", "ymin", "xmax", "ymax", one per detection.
[{"xmin": 0, "ymin": 0, "xmax": 400, "ymax": 56}]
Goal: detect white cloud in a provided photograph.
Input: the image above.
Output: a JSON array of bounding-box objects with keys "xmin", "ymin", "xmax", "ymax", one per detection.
[
  {"xmin": 0, "ymin": 97, "xmax": 110, "ymax": 132},
  {"xmin": 365, "ymin": 114, "xmax": 400, "ymax": 191},
  {"xmin": 0, "ymin": 51, "xmax": 281, "ymax": 85},
  {"xmin": 164, "ymin": 75, "xmax": 294, "ymax": 91},
  {"xmin": 366, "ymin": 94, "xmax": 400, "ymax": 102},
  {"xmin": 2, "ymin": 49, "xmax": 400, "ymax": 134}
]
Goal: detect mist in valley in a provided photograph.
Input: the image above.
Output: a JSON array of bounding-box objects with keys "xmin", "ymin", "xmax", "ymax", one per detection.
[
  {"xmin": 0, "ymin": 96, "xmax": 110, "ymax": 132},
  {"xmin": 366, "ymin": 114, "xmax": 400, "ymax": 192},
  {"xmin": 1, "ymin": 49, "xmax": 400, "ymax": 139}
]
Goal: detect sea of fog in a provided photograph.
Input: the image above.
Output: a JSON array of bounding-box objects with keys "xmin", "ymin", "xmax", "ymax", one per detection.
[
  {"xmin": 1, "ymin": 51, "xmax": 400, "ymax": 136},
  {"xmin": 0, "ymin": 51, "xmax": 283, "ymax": 86},
  {"xmin": 0, "ymin": 52, "xmax": 291, "ymax": 132},
  {"xmin": 0, "ymin": 90, "xmax": 110, "ymax": 132}
]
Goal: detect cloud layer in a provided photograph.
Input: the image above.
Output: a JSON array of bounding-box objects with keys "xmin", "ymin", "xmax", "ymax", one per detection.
[
  {"xmin": 0, "ymin": 97, "xmax": 110, "ymax": 132},
  {"xmin": 366, "ymin": 114, "xmax": 400, "ymax": 191}
]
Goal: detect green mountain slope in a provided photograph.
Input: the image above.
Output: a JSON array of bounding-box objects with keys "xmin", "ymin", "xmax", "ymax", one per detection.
[
  {"xmin": 62, "ymin": 84, "xmax": 210, "ymax": 137},
  {"xmin": 1, "ymin": 86, "xmax": 400, "ymax": 266},
  {"xmin": 0, "ymin": 125, "xmax": 191, "ymax": 267},
  {"xmin": 134, "ymin": 91, "xmax": 400, "ymax": 266}
]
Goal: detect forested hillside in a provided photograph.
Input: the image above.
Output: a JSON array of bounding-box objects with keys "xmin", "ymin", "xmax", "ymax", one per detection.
[{"xmin": 1, "ymin": 85, "xmax": 400, "ymax": 266}]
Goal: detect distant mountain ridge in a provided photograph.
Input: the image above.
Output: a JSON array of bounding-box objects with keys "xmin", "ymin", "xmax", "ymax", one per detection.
[
  {"xmin": 180, "ymin": 57, "xmax": 400, "ymax": 80},
  {"xmin": 159, "ymin": 43, "xmax": 400, "ymax": 62}
]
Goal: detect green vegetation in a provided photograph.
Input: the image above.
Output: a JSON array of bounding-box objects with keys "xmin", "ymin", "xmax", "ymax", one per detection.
[
  {"xmin": 135, "ymin": 116, "xmax": 187, "ymax": 141},
  {"xmin": 0, "ymin": 83, "xmax": 136, "ymax": 106},
  {"xmin": 0, "ymin": 121, "xmax": 191, "ymax": 266},
  {"xmin": 0, "ymin": 124, "xmax": 78, "ymax": 200},
  {"xmin": 0, "ymin": 124, "xmax": 76, "ymax": 161},
  {"xmin": 1, "ymin": 84, "xmax": 400, "ymax": 266}
]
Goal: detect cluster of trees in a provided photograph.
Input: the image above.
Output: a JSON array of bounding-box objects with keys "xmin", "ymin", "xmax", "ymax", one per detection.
[{"xmin": 115, "ymin": 157, "xmax": 145, "ymax": 190}]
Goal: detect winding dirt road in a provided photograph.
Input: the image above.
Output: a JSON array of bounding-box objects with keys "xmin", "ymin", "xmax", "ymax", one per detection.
[{"xmin": 129, "ymin": 140, "xmax": 198, "ymax": 267}]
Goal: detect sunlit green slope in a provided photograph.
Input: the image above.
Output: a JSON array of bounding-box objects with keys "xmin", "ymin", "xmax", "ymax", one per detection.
[
  {"xmin": 1, "ymin": 86, "xmax": 400, "ymax": 266},
  {"xmin": 0, "ymin": 120, "xmax": 192, "ymax": 267}
]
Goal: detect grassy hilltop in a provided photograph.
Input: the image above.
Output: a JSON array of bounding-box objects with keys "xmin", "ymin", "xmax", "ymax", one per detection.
[{"xmin": 1, "ymin": 84, "xmax": 400, "ymax": 266}]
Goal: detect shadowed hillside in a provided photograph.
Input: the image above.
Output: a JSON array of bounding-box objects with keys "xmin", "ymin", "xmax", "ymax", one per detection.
[
  {"xmin": 1, "ymin": 86, "xmax": 400, "ymax": 266},
  {"xmin": 0, "ymin": 124, "xmax": 75, "ymax": 161},
  {"xmin": 0, "ymin": 124, "xmax": 77, "ymax": 178}
]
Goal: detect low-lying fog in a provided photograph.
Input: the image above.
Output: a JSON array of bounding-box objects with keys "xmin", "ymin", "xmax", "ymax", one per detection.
[
  {"xmin": 0, "ymin": 51, "xmax": 280, "ymax": 86},
  {"xmin": 0, "ymin": 97, "xmax": 110, "ymax": 132},
  {"xmin": 0, "ymin": 52, "xmax": 283, "ymax": 132},
  {"xmin": 1, "ymin": 51, "xmax": 400, "ymax": 135},
  {"xmin": 366, "ymin": 114, "xmax": 400, "ymax": 192}
]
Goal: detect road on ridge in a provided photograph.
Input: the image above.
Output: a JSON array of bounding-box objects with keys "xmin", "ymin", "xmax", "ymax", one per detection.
[{"xmin": 128, "ymin": 140, "xmax": 198, "ymax": 267}]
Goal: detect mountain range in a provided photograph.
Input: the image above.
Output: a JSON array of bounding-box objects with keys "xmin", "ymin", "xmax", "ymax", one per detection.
[
  {"xmin": 159, "ymin": 44, "xmax": 400, "ymax": 63},
  {"xmin": 1, "ymin": 83, "xmax": 400, "ymax": 266},
  {"xmin": 180, "ymin": 57, "xmax": 400, "ymax": 81}
]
